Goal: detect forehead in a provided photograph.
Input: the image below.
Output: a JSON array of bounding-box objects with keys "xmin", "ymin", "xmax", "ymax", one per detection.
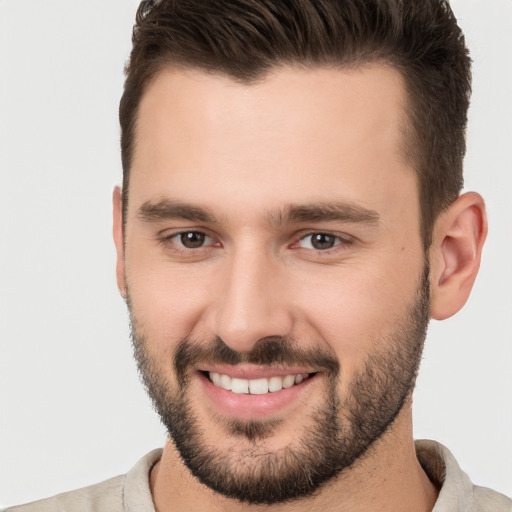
[{"xmin": 129, "ymin": 64, "xmax": 416, "ymax": 224}]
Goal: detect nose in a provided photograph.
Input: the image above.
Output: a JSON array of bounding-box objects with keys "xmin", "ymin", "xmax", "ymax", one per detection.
[{"xmin": 208, "ymin": 246, "xmax": 294, "ymax": 353}]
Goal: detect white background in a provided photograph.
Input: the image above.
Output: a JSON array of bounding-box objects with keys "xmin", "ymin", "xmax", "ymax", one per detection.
[{"xmin": 0, "ymin": 0, "xmax": 511, "ymax": 507}]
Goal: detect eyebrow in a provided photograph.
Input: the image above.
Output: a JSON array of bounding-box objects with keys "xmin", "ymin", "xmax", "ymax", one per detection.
[
  {"xmin": 137, "ymin": 198, "xmax": 380, "ymax": 226},
  {"xmin": 137, "ymin": 199, "xmax": 216, "ymax": 223},
  {"xmin": 268, "ymin": 202, "xmax": 380, "ymax": 227}
]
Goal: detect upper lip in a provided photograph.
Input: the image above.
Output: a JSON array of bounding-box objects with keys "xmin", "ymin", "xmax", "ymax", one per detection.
[{"xmin": 197, "ymin": 364, "xmax": 315, "ymax": 380}]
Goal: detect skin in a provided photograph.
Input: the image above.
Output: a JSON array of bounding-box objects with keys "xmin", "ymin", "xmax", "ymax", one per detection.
[{"xmin": 113, "ymin": 64, "xmax": 487, "ymax": 511}]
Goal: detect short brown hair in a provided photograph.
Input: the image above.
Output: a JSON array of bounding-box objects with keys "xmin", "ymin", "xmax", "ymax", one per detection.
[{"xmin": 119, "ymin": 0, "xmax": 471, "ymax": 248}]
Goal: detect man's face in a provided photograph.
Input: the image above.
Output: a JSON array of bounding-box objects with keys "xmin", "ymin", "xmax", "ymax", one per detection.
[{"xmin": 119, "ymin": 65, "xmax": 429, "ymax": 503}]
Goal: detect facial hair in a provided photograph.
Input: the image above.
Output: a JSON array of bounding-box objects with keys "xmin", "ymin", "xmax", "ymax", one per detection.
[{"xmin": 128, "ymin": 265, "xmax": 430, "ymax": 504}]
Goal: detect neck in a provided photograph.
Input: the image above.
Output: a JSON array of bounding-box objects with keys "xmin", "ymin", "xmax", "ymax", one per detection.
[{"xmin": 151, "ymin": 407, "xmax": 438, "ymax": 512}]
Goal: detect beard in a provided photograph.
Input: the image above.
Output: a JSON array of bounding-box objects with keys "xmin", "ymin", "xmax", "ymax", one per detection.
[{"xmin": 128, "ymin": 265, "xmax": 430, "ymax": 505}]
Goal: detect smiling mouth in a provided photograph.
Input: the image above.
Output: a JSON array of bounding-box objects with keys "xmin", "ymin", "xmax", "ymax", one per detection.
[{"xmin": 205, "ymin": 371, "xmax": 314, "ymax": 395}]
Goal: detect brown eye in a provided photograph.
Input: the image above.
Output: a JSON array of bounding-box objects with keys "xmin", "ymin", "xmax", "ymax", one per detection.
[
  {"xmin": 298, "ymin": 233, "xmax": 341, "ymax": 250},
  {"xmin": 179, "ymin": 232, "xmax": 207, "ymax": 248},
  {"xmin": 310, "ymin": 233, "xmax": 337, "ymax": 250}
]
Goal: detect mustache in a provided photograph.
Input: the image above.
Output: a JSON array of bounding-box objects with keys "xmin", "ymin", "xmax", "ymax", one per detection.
[{"xmin": 174, "ymin": 336, "xmax": 340, "ymax": 384}]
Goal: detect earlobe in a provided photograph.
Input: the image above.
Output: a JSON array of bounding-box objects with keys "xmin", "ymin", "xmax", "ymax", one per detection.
[
  {"xmin": 112, "ymin": 186, "xmax": 127, "ymax": 299},
  {"xmin": 429, "ymin": 192, "xmax": 487, "ymax": 320}
]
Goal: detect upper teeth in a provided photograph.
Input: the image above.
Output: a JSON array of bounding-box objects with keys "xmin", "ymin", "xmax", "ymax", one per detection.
[{"xmin": 209, "ymin": 372, "xmax": 309, "ymax": 394}]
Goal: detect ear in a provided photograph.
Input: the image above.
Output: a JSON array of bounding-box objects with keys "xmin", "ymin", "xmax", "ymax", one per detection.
[
  {"xmin": 112, "ymin": 186, "xmax": 127, "ymax": 299},
  {"xmin": 429, "ymin": 192, "xmax": 487, "ymax": 320}
]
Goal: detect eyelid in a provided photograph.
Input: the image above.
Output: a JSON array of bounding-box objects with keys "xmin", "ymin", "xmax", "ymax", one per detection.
[
  {"xmin": 157, "ymin": 228, "xmax": 354, "ymax": 254},
  {"xmin": 172, "ymin": 231, "xmax": 212, "ymax": 246},
  {"xmin": 158, "ymin": 229, "xmax": 219, "ymax": 251},
  {"xmin": 292, "ymin": 230, "xmax": 355, "ymax": 251}
]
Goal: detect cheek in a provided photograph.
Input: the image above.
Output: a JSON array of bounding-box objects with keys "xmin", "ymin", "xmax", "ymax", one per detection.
[
  {"xmin": 289, "ymin": 258, "xmax": 424, "ymax": 377},
  {"xmin": 126, "ymin": 258, "xmax": 213, "ymax": 350}
]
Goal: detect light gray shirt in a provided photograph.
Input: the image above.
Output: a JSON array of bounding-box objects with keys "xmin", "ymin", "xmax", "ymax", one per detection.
[{"xmin": 4, "ymin": 440, "xmax": 511, "ymax": 511}]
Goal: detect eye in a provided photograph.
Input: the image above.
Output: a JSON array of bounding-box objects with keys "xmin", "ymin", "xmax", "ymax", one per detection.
[
  {"xmin": 171, "ymin": 231, "xmax": 212, "ymax": 249},
  {"xmin": 297, "ymin": 233, "xmax": 343, "ymax": 251}
]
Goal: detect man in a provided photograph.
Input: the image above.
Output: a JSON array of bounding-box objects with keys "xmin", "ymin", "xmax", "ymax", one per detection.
[{"xmin": 4, "ymin": 0, "xmax": 511, "ymax": 510}]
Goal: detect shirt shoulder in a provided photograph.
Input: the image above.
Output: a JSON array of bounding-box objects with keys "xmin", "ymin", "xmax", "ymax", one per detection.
[
  {"xmin": 416, "ymin": 440, "xmax": 512, "ymax": 512},
  {"xmin": 3, "ymin": 448, "xmax": 162, "ymax": 512},
  {"xmin": 2, "ymin": 475, "xmax": 125, "ymax": 512},
  {"xmin": 473, "ymin": 485, "xmax": 512, "ymax": 512}
]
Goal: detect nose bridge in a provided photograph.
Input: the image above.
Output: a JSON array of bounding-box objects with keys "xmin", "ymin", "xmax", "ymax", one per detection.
[{"xmin": 212, "ymin": 241, "xmax": 292, "ymax": 352}]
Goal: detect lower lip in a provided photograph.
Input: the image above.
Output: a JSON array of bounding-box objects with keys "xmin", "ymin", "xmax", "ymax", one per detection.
[{"xmin": 197, "ymin": 372, "xmax": 318, "ymax": 420}]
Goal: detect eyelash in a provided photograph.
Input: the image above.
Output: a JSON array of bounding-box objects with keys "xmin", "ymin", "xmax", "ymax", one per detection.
[
  {"xmin": 294, "ymin": 232, "xmax": 352, "ymax": 252},
  {"xmin": 160, "ymin": 231, "xmax": 216, "ymax": 253},
  {"xmin": 159, "ymin": 230, "xmax": 352, "ymax": 255}
]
